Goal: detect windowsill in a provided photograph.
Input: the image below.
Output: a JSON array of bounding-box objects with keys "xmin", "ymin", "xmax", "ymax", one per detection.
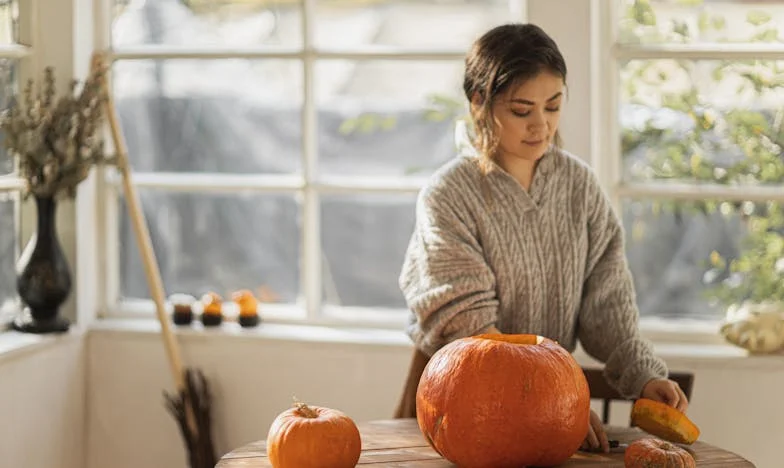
[
  {"xmin": 88, "ymin": 317, "xmax": 784, "ymax": 370},
  {"xmin": 111, "ymin": 299, "xmax": 727, "ymax": 340},
  {"xmin": 89, "ymin": 317, "xmax": 412, "ymax": 347},
  {"xmin": 0, "ymin": 326, "xmax": 85, "ymax": 365},
  {"xmin": 637, "ymin": 315, "xmax": 725, "ymax": 345},
  {"xmin": 0, "ymin": 311, "xmax": 780, "ymax": 370}
]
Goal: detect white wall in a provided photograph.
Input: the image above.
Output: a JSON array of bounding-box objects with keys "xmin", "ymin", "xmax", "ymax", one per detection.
[
  {"xmin": 0, "ymin": 335, "xmax": 86, "ymax": 468},
  {"xmin": 86, "ymin": 325, "xmax": 411, "ymax": 468},
  {"xmin": 87, "ymin": 324, "xmax": 778, "ymax": 468}
]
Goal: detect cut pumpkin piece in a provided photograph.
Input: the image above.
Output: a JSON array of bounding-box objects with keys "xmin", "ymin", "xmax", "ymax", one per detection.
[{"xmin": 630, "ymin": 398, "xmax": 700, "ymax": 445}]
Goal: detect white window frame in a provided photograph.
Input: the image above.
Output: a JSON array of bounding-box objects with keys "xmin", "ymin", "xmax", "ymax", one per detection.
[
  {"xmin": 0, "ymin": 0, "xmax": 36, "ymax": 326},
  {"xmin": 99, "ymin": 0, "xmax": 529, "ymax": 328},
  {"xmin": 98, "ymin": 0, "xmax": 784, "ymax": 337},
  {"xmin": 601, "ymin": 1, "xmax": 784, "ymax": 208},
  {"xmin": 596, "ymin": 0, "xmax": 784, "ymax": 336}
]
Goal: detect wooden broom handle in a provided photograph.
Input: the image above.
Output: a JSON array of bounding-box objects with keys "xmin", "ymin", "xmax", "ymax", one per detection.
[
  {"xmin": 93, "ymin": 52, "xmax": 200, "ymax": 437},
  {"xmin": 91, "ymin": 52, "xmax": 187, "ymax": 393}
]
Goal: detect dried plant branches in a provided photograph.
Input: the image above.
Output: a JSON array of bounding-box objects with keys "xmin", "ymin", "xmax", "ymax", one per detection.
[{"xmin": 0, "ymin": 64, "xmax": 112, "ymax": 199}]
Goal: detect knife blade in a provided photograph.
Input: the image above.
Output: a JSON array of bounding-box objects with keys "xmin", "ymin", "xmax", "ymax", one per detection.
[
  {"xmin": 609, "ymin": 440, "xmax": 629, "ymax": 452},
  {"xmin": 582, "ymin": 440, "xmax": 628, "ymax": 454}
]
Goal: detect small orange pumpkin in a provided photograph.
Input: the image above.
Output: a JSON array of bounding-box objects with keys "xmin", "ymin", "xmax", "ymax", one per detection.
[
  {"xmin": 416, "ymin": 334, "xmax": 590, "ymax": 467},
  {"xmin": 232, "ymin": 289, "xmax": 258, "ymax": 317},
  {"xmin": 266, "ymin": 400, "xmax": 361, "ymax": 468},
  {"xmin": 200, "ymin": 292, "xmax": 223, "ymax": 316},
  {"xmin": 624, "ymin": 438, "xmax": 696, "ymax": 468},
  {"xmin": 631, "ymin": 398, "xmax": 700, "ymax": 444}
]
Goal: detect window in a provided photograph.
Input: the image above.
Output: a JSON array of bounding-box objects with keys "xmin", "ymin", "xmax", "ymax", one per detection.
[
  {"xmin": 0, "ymin": 189, "xmax": 20, "ymax": 323},
  {"xmin": 0, "ymin": 0, "xmax": 28, "ymax": 324},
  {"xmin": 107, "ymin": 0, "xmax": 526, "ymax": 324},
  {"xmin": 611, "ymin": 0, "xmax": 784, "ymax": 320}
]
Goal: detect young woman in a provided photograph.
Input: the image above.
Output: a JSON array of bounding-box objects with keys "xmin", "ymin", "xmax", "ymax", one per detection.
[{"xmin": 398, "ymin": 23, "xmax": 688, "ymax": 453}]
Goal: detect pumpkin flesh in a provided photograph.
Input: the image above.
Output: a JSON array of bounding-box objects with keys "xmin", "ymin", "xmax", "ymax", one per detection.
[
  {"xmin": 266, "ymin": 402, "xmax": 361, "ymax": 468},
  {"xmin": 416, "ymin": 333, "xmax": 590, "ymax": 468},
  {"xmin": 631, "ymin": 398, "xmax": 700, "ymax": 445}
]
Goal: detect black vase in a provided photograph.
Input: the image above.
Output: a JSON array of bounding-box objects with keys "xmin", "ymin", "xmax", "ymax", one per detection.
[{"xmin": 14, "ymin": 195, "xmax": 71, "ymax": 333}]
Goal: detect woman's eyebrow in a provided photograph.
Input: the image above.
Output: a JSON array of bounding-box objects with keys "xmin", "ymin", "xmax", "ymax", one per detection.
[{"xmin": 509, "ymin": 92, "xmax": 563, "ymax": 105}]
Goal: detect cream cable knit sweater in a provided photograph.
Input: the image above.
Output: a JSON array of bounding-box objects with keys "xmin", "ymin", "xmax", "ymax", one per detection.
[{"xmin": 398, "ymin": 147, "xmax": 668, "ymax": 399}]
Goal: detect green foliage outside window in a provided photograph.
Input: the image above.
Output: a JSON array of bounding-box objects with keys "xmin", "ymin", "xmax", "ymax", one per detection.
[{"xmin": 620, "ymin": 0, "xmax": 784, "ymax": 308}]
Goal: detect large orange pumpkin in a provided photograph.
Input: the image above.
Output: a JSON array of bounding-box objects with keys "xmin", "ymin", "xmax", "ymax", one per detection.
[
  {"xmin": 624, "ymin": 438, "xmax": 696, "ymax": 468},
  {"xmin": 416, "ymin": 334, "xmax": 590, "ymax": 467},
  {"xmin": 266, "ymin": 401, "xmax": 361, "ymax": 468}
]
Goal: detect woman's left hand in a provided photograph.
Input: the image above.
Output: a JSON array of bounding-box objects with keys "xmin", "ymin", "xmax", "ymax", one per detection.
[{"xmin": 640, "ymin": 378, "xmax": 689, "ymax": 413}]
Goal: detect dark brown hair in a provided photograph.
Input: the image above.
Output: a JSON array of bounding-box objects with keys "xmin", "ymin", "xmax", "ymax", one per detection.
[{"xmin": 463, "ymin": 23, "xmax": 567, "ymax": 173}]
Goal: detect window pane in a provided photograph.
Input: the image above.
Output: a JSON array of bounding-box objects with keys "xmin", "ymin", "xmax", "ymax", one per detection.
[
  {"xmin": 315, "ymin": 0, "xmax": 513, "ymax": 49},
  {"xmin": 112, "ymin": 0, "xmax": 301, "ymax": 48},
  {"xmin": 0, "ymin": 58, "xmax": 18, "ymax": 176},
  {"xmin": 620, "ymin": 59, "xmax": 784, "ymax": 185},
  {"xmin": 0, "ymin": 193, "xmax": 18, "ymax": 319},
  {"xmin": 316, "ymin": 60, "xmax": 465, "ymax": 177},
  {"xmin": 623, "ymin": 197, "xmax": 784, "ymax": 319},
  {"xmin": 113, "ymin": 59, "xmax": 303, "ymax": 173},
  {"xmin": 119, "ymin": 190, "xmax": 301, "ymax": 304},
  {"xmin": 0, "ymin": 0, "xmax": 17, "ymax": 44},
  {"xmin": 617, "ymin": 0, "xmax": 784, "ymax": 44},
  {"xmin": 321, "ymin": 193, "xmax": 415, "ymax": 309}
]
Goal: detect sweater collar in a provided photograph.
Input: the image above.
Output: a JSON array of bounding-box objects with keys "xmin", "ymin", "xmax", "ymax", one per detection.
[
  {"xmin": 481, "ymin": 147, "xmax": 561, "ymax": 211},
  {"xmin": 486, "ymin": 146, "xmax": 560, "ymax": 185}
]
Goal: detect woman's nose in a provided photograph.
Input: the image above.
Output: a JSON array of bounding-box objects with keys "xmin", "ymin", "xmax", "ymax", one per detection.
[
  {"xmin": 528, "ymin": 110, "xmax": 547, "ymax": 129},
  {"xmin": 528, "ymin": 121, "xmax": 546, "ymax": 133}
]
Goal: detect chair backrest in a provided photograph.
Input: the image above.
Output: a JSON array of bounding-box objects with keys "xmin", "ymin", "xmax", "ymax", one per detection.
[
  {"xmin": 582, "ymin": 367, "xmax": 695, "ymax": 425},
  {"xmin": 394, "ymin": 347, "xmax": 430, "ymax": 418},
  {"xmin": 394, "ymin": 351, "xmax": 695, "ymax": 426}
]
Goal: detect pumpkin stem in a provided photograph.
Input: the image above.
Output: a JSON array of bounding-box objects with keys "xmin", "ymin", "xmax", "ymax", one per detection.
[{"xmin": 292, "ymin": 397, "xmax": 319, "ymax": 418}]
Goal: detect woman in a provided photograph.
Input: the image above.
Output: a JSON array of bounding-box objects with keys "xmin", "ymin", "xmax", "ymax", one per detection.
[{"xmin": 398, "ymin": 23, "xmax": 688, "ymax": 453}]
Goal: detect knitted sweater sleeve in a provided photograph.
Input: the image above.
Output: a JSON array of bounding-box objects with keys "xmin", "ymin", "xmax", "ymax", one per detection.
[
  {"xmin": 577, "ymin": 172, "xmax": 669, "ymax": 399},
  {"xmin": 399, "ymin": 185, "xmax": 499, "ymax": 356}
]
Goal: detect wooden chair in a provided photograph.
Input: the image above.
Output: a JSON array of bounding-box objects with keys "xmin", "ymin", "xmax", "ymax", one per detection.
[
  {"xmin": 394, "ymin": 349, "xmax": 695, "ymax": 426},
  {"xmin": 394, "ymin": 348, "xmax": 430, "ymax": 419},
  {"xmin": 582, "ymin": 367, "xmax": 695, "ymax": 425}
]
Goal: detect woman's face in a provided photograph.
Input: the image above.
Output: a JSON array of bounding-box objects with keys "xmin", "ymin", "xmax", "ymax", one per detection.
[{"xmin": 489, "ymin": 71, "xmax": 564, "ymax": 163}]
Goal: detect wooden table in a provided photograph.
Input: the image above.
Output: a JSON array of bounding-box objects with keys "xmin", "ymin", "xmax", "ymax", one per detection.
[{"xmin": 216, "ymin": 418, "xmax": 755, "ymax": 467}]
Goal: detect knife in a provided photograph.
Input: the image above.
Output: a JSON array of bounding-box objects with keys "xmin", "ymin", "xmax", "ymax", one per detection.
[
  {"xmin": 582, "ymin": 440, "xmax": 628, "ymax": 453},
  {"xmin": 609, "ymin": 440, "xmax": 629, "ymax": 452}
]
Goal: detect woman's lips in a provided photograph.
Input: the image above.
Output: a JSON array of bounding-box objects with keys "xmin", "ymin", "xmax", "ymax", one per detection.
[{"xmin": 523, "ymin": 139, "xmax": 545, "ymax": 146}]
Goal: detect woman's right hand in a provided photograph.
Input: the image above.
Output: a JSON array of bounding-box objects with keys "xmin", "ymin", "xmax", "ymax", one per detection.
[{"xmin": 580, "ymin": 409, "xmax": 610, "ymax": 453}]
